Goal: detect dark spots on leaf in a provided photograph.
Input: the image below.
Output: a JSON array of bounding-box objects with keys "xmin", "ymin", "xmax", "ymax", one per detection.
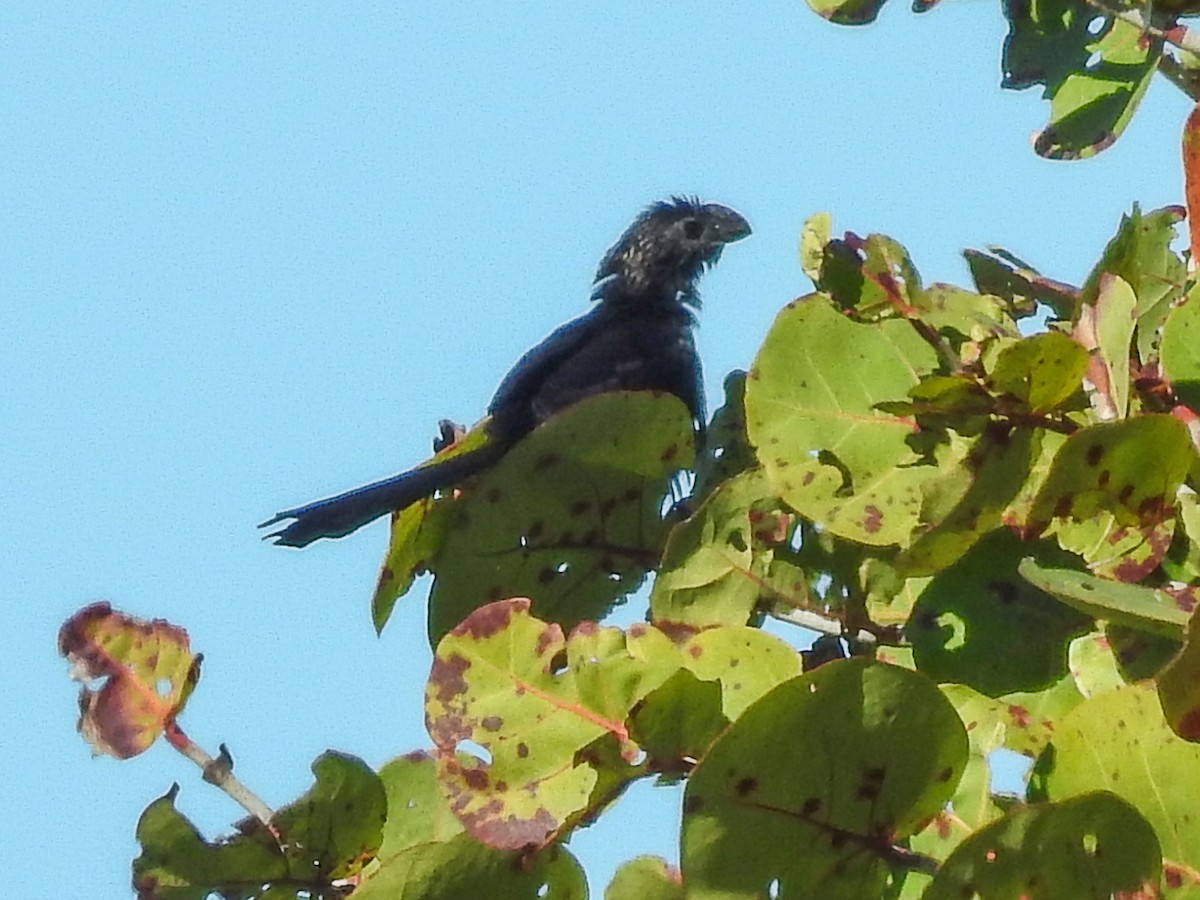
[
  {"xmin": 735, "ymin": 777, "xmax": 757, "ymax": 796},
  {"xmin": 1008, "ymin": 705, "xmax": 1030, "ymax": 728},
  {"xmin": 688, "ymin": 644, "xmax": 703, "ymax": 658},
  {"xmin": 1097, "ymin": 469, "xmax": 1110, "ymax": 488},
  {"xmin": 728, "ymin": 657, "xmax": 739, "ymax": 668},
  {"xmin": 1085, "ymin": 444, "xmax": 1104, "ymax": 466},
  {"xmin": 533, "ymin": 453, "xmax": 561, "ymax": 472},
  {"xmin": 628, "ymin": 623, "xmax": 646, "ymax": 638},
  {"xmin": 801, "ymin": 797, "xmax": 821, "ymax": 817},
  {"xmin": 534, "ymin": 625, "xmax": 560, "ymax": 657},
  {"xmin": 1053, "ymin": 494, "xmax": 1073, "ymax": 519},
  {"xmin": 494, "ymin": 780, "xmax": 507, "ymax": 792},
  {"xmin": 1176, "ymin": 709, "xmax": 1200, "ymax": 741},
  {"xmin": 802, "ymin": 471, "xmax": 815, "ymax": 486},
  {"xmin": 429, "ymin": 653, "xmax": 470, "ymax": 703},
  {"xmin": 537, "ymin": 567, "xmax": 557, "ymax": 584},
  {"xmin": 989, "ymin": 580, "xmax": 1017, "ymax": 605},
  {"xmin": 380, "ymin": 566, "xmax": 394, "ymax": 583},
  {"xmin": 661, "ymin": 443, "xmax": 679, "ymax": 463},
  {"xmin": 569, "ymin": 499, "xmax": 591, "ymax": 517},
  {"xmin": 481, "ymin": 716, "xmax": 503, "ymax": 732},
  {"xmin": 600, "ymin": 498, "xmax": 617, "ymax": 516},
  {"xmin": 937, "ymin": 766, "xmax": 954, "ymax": 782},
  {"xmin": 857, "ymin": 783, "xmax": 879, "ymax": 801},
  {"xmin": 684, "ymin": 795, "xmax": 703, "ymax": 814},
  {"xmin": 516, "ymin": 742, "xmax": 529, "ymax": 758},
  {"xmin": 1137, "ymin": 496, "xmax": 1164, "ymax": 518},
  {"xmin": 863, "ymin": 505, "xmax": 883, "ymax": 533},
  {"xmin": 774, "ymin": 458, "xmax": 789, "ymax": 469},
  {"xmin": 1117, "ymin": 484, "xmax": 1134, "ymax": 504},
  {"xmin": 830, "ymin": 832, "xmax": 848, "ymax": 850},
  {"xmin": 527, "ymin": 520, "xmax": 544, "ymax": 540},
  {"xmin": 463, "ymin": 767, "xmax": 489, "ymax": 790},
  {"xmin": 485, "ymin": 487, "xmax": 503, "ymax": 503}
]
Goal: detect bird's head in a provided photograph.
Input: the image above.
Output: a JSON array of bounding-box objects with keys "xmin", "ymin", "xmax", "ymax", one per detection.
[{"xmin": 594, "ymin": 197, "xmax": 751, "ymax": 307}]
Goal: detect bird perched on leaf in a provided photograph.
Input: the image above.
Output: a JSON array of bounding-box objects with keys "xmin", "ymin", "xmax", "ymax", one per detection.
[{"xmin": 262, "ymin": 197, "xmax": 751, "ymax": 548}]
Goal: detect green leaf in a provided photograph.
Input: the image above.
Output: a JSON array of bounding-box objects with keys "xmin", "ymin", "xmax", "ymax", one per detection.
[
  {"xmin": 425, "ymin": 600, "xmax": 681, "ymax": 850},
  {"xmin": 925, "ymin": 792, "xmax": 1160, "ymax": 899},
  {"xmin": 942, "ymin": 680, "xmax": 1082, "ymax": 760},
  {"xmin": 272, "ymin": 751, "xmax": 387, "ymax": 880},
  {"xmin": 1026, "ymin": 415, "xmax": 1194, "ymax": 536},
  {"xmin": 803, "ymin": 0, "xmax": 890, "ymax": 26},
  {"xmin": 1040, "ymin": 684, "xmax": 1200, "ymax": 877},
  {"xmin": 745, "ymin": 294, "xmax": 940, "ymax": 546},
  {"xmin": 376, "ymin": 752, "xmax": 464, "ymax": 859},
  {"xmin": 1090, "ymin": 273, "xmax": 1136, "ymax": 419},
  {"xmin": 606, "ymin": 856, "xmax": 684, "ymax": 900},
  {"xmin": 1002, "ymin": 1, "xmax": 1160, "ymax": 159},
  {"xmin": 425, "ymin": 391, "xmax": 694, "ymax": 644},
  {"xmin": 913, "ymin": 282, "xmax": 1019, "ymax": 345},
  {"xmin": 356, "ymin": 835, "xmax": 586, "ymax": 900},
  {"xmin": 132, "ymin": 786, "xmax": 287, "ymax": 899},
  {"xmin": 681, "ymin": 626, "xmax": 801, "ymax": 721},
  {"xmin": 799, "ymin": 212, "xmax": 831, "ymax": 283},
  {"xmin": 651, "ymin": 469, "xmax": 787, "ymax": 630},
  {"xmin": 963, "ymin": 247, "xmax": 1076, "ymax": 320},
  {"xmin": 629, "ymin": 669, "xmax": 727, "ymax": 764},
  {"xmin": 1019, "ymin": 558, "xmax": 1191, "ymax": 638},
  {"xmin": 1083, "ymin": 205, "xmax": 1185, "ymax": 364},
  {"xmin": 1161, "ymin": 283, "xmax": 1200, "ymax": 413},
  {"xmin": 987, "ymin": 331, "xmax": 1089, "ymax": 414},
  {"xmin": 693, "ymin": 371, "xmax": 756, "ymax": 501},
  {"xmin": 681, "ymin": 659, "xmax": 967, "ymax": 899},
  {"xmin": 1157, "ymin": 604, "xmax": 1200, "ymax": 741},
  {"xmin": 909, "ymin": 531, "xmax": 1092, "ymax": 695},
  {"xmin": 902, "ymin": 425, "xmax": 1043, "ymax": 575}
]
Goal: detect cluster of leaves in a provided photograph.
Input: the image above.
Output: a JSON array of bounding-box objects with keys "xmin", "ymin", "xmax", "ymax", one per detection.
[
  {"xmin": 803, "ymin": 0, "xmax": 1200, "ymax": 160},
  {"xmin": 62, "ymin": 197, "xmax": 1200, "ymax": 897}
]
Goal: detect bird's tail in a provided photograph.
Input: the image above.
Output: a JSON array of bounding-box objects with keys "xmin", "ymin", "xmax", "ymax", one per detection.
[{"xmin": 260, "ymin": 439, "xmax": 508, "ymax": 548}]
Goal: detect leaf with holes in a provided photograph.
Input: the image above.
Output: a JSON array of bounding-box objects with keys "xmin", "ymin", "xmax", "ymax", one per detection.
[
  {"xmin": 57, "ymin": 602, "xmax": 200, "ymax": 760},
  {"xmin": 908, "ymin": 530, "xmax": 1092, "ymax": 696},
  {"xmin": 1038, "ymin": 684, "xmax": 1200, "ymax": 886},
  {"xmin": 681, "ymin": 659, "xmax": 967, "ymax": 900},
  {"xmin": 425, "ymin": 391, "xmax": 694, "ymax": 644},
  {"xmin": 424, "ymin": 599, "xmax": 681, "ymax": 850},
  {"xmin": 1026, "ymin": 415, "xmax": 1193, "ymax": 537},
  {"xmin": 925, "ymin": 792, "xmax": 1160, "ymax": 899},
  {"xmin": 745, "ymin": 294, "xmax": 940, "ymax": 547},
  {"xmin": 1002, "ymin": 0, "xmax": 1160, "ymax": 159}
]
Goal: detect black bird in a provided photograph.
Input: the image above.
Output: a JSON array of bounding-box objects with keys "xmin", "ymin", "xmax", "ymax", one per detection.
[{"xmin": 262, "ymin": 198, "xmax": 751, "ymax": 547}]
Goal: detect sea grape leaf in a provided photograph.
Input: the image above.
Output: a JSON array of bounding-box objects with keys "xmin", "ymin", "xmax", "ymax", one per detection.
[
  {"xmin": 908, "ymin": 530, "xmax": 1092, "ymax": 696},
  {"xmin": 424, "ymin": 599, "xmax": 680, "ymax": 850},
  {"xmin": 425, "ymin": 391, "xmax": 694, "ymax": 644},
  {"xmin": 1019, "ymin": 558, "xmax": 1191, "ymax": 638},
  {"xmin": 1026, "ymin": 414, "xmax": 1193, "ymax": 537},
  {"xmin": 1157, "ymin": 604, "xmax": 1200, "ymax": 741},
  {"xmin": 133, "ymin": 753, "xmax": 385, "ymax": 897},
  {"xmin": 681, "ymin": 659, "xmax": 967, "ymax": 899},
  {"xmin": 355, "ymin": 834, "xmax": 586, "ymax": 900},
  {"xmin": 745, "ymin": 294, "xmax": 939, "ymax": 547},
  {"xmin": 651, "ymin": 468, "xmax": 786, "ymax": 631},
  {"xmin": 606, "ymin": 856, "xmax": 684, "ymax": 900},
  {"xmin": 376, "ymin": 751, "xmax": 464, "ymax": 858},
  {"xmin": 924, "ymin": 792, "xmax": 1160, "ymax": 900},
  {"xmin": 1161, "ymin": 283, "xmax": 1200, "ymax": 413},
  {"xmin": 963, "ymin": 246, "xmax": 1076, "ymax": 320},
  {"xmin": 987, "ymin": 331, "xmax": 1089, "ymax": 414},
  {"xmin": 1002, "ymin": 0, "xmax": 1160, "ymax": 159},
  {"xmin": 58, "ymin": 602, "xmax": 200, "ymax": 760},
  {"xmin": 1039, "ymin": 684, "xmax": 1200, "ymax": 883}
]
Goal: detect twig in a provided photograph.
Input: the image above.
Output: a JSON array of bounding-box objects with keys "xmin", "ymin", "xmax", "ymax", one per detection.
[{"xmin": 165, "ymin": 723, "xmax": 277, "ymax": 831}]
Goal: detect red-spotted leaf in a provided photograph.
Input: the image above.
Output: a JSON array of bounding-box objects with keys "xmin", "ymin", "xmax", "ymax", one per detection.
[
  {"xmin": 58, "ymin": 602, "xmax": 200, "ymax": 760},
  {"xmin": 745, "ymin": 294, "xmax": 940, "ymax": 547},
  {"xmin": 425, "ymin": 599, "xmax": 680, "ymax": 850}
]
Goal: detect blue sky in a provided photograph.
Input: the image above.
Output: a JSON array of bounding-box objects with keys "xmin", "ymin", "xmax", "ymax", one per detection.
[{"xmin": 3, "ymin": 2, "xmax": 1191, "ymax": 897}]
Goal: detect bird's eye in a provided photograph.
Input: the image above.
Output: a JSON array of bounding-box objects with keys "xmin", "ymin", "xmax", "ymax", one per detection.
[{"xmin": 682, "ymin": 218, "xmax": 704, "ymax": 240}]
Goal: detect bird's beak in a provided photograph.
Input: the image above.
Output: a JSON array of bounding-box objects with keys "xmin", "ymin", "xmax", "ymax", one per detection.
[{"xmin": 711, "ymin": 206, "xmax": 752, "ymax": 244}]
